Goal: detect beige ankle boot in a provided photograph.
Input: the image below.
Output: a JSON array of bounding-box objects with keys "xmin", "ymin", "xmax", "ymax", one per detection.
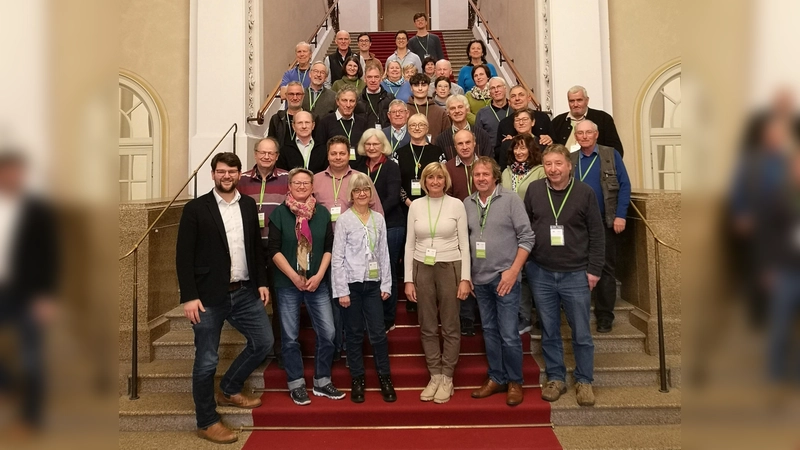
[
  {"xmin": 434, "ymin": 375, "xmax": 454, "ymax": 404},
  {"xmin": 420, "ymin": 374, "xmax": 442, "ymax": 402}
]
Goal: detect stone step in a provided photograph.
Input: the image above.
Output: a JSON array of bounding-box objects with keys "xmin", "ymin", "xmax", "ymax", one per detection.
[
  {"xmin": 119, "ymin": 392, "xmax": 253, "ymax": 432},
  {"xmin": 119, "ymin": 359, "xmax": 269, "ymax": 395},
  {"xmin": 553, "ymin": 424, "xmax": 682, "ymax": 450},
  {"xmin": 529, "ymin": 322, "xmax": 646, "ymax": 355},
  {"xmin": 532, "ymin": 353, "xmax": 678, "ymax": 388},
  {"xmin": 549, "ymin": 386, "xmax": 681, "ymax": 426},
  {"xmin": 153, "ymin": 330, "xmax": 247, "ymax": 360}
]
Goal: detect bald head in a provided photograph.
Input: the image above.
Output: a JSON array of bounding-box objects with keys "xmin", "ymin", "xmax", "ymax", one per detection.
[
  {"xmin": 435, "ymin": 59, "xmax": 453, "ymax": 78},
  {"xmin": 454, "ymin": 129, "xmax": 476, "ymax": 162},
  {"xmin": 292, "ymin": 110, "xmax": 315, "ymax": 140},
  {"xmin": 335, "ymin": 31, "xmax": 351, "ymax": 52},
  {"xmin": 509, "ymin": 85, "xmax": 531, "ymax": 111}
]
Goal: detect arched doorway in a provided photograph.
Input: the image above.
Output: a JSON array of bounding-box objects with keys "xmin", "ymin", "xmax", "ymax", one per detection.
[
  {"xmin": 640, "ymin": 64, "xmax": 681, "ymax": 190},
  {"xmin": 119, "ymin": 74, "xmax": 162, "ymax": 201}
]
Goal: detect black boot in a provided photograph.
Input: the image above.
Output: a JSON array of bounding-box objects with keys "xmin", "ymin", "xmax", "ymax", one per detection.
[
  {"xmin": 351, "ymin": 375, "xmax": 366, "ymax": 403},
  {"xmin": 378, "ymin": 374, "xmax": 397, "ymax": 403}
]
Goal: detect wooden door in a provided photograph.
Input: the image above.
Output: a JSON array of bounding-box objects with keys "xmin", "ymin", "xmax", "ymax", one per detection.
[{"xmin": 379, "ymin": 0, "xmax": 429, "ymax": 31}]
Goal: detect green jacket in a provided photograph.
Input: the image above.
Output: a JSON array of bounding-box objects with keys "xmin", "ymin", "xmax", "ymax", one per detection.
[{"xmin": 267, "ymin": 203, "xmax": 333, "ymax": 289}]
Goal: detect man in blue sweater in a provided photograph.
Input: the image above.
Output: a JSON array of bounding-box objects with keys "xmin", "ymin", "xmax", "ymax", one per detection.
[{"xmin": 570, "ymin": 120, "xmax": 631, "ymax": 333}]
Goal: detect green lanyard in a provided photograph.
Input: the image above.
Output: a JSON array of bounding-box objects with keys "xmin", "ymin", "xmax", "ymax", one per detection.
[
  {"xmin": 427, "ymin": 196, "xmax": 444, "ymax": 245},
  {"xmin": 463, "ymin": 164, "xmax": 472, "ymax": 196},
  {"xmin": 332, "ymin": 175, "xmax": 344, "ymax": 205},
  {"xmin": 410, "ymin": 144, "xmax": 426, "ymax": 178},
  {"xmin": 417, "ymin": 35, "xmax": 429, "ymax": 55},
  {"xmin": 258, "ymin": 176, "xmax": 267, "ymax": 211},
  {"xmin": 547, "ymin": 178, "xmax": 574, "ymax": 225},
  {"xmin": 490, "ymin": 105, "xmax": 509, "ymax": 123},
  {"xmin": 339, "ymin": 119, "xmax": 354, "ymax": 142},
  {"xmin": 476, "ymin": 193, "xmax": 493, "ymax": 238},
  {"xmin": 414, "ymin": 102, "xmax": 429, "ymax": 116},
  {"xmin": 387, "ymin": 85, "xmax": 399, "ymax": 96},
  {"xmin": 308, "ymin": 88, "xmax": 321, "ymax": 111},
  {"xmin": 370, "ymin": 162, "xmax": 384, "ymax": 185},
  {"xmin": 298, "ymin": 67, "xmax": 308, "ymax": 86},
  {"xmin": 366, "ymin": 93, "xmax": 380, "ymax": 121},
  {"xmin": 356, "ymin": 210, "xmax": 377, "ymax": 253},
  {"xmin": 578, "ymin": 154, "xmax": 598, "ymax": 181},
  {"xmin": 390, "ymin": 133, "xmax": 402, "ymax": 152}
]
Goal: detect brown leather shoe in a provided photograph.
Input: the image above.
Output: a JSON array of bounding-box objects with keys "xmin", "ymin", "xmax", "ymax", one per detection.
[
  {"xmin": 506, "ymin": 381, "xmax": 524, "ymax": 406},
  {"xmin": 216, "ymin": 391, "xmax": 262, "ymax": 409},
  {"xmin": 471, "ymin": 378, "xmax": 508, "ymax": 399},
  {"xmin": 197, "ymin": 422, "xmax": 238, "ymax": 444}
]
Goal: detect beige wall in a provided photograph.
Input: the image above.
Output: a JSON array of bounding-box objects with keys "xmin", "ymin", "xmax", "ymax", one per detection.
[
  {"xmin": 120, "ymin": 0, "xmax": 190, "ymax": 199},
  {"xmin": 472, "ymin": 1, "xmax": 540, "ymax": 104},
  {"xmin": 608, "ymin": 0, "xmax": 680, "ymax": 188}
]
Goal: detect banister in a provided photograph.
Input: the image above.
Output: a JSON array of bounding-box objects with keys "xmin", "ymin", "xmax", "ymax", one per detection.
[
  {"xmin": 628, "ymin": 200, "xmax": 680, "ymax": 393},
  {"xmin": 247, "ymin": 0, "xmax": 341, "ymax": 125},
  {"xmin": 120, "ymin": 122, "xmax": 238, "ymax": 400},
  {"xmin": 467, "ymin": 0, "xmax": 541, "ymax": 111}
]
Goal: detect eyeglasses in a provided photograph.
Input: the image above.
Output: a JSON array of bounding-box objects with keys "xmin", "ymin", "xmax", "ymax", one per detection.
[
  {"xmin": 514, "ymin": 117, "xmax": 532, "ymax": 123},
  {"xmin": 364, "ymin": 142, "xmax": 382, "ymax": 148},
  {"xmin": 352, "ymin": 187, "xmax": 371, "ymax": 195},
  {"xmin": 408, "ymin": 123, "xmax": 428, "ymax": 130},
  {"xmin": 575, "ymin": 130, "xmax": 597, "ymax": 136},
  {"xmin": 215, "ymin": 169, "xmax": 239, "ymax": 176},
  {"xmin": 389, "ymin": 110, "xmax": 406, "ymax": 115},
  {"xmin": 488, "ymin": 86, "xmax": 505, "ymax": 91},
  {"xmin": 290, "ymin": 181, "xmax": 311, "ymax": 187},
  {"xmin": 396, "ymin": 37, "xmax": 408, "ymax": 42},
  {"xmin": 311, "ymin": 69, "xmax": 327, "ymax": 75},
  {"xmin": 285, "ymin": 92, "xmax": 303, "ymax": 97},
  {"xmin": 256, "ymin": 151, "xmax": 278, "ymax": 158},
  {"xmin": 358, "ymin": 39, "xmax": 370, "ymax": 43}
]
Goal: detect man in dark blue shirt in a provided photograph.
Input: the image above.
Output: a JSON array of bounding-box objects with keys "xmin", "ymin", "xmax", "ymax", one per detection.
[{"xmin": 570, "ymin": 120, "xmax": 631, "ymax": 333}]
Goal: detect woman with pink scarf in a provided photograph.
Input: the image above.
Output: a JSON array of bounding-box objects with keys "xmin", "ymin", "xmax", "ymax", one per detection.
[{"xmin": 267, "ymin": 168, "xmax": 344, "ymax": 406}]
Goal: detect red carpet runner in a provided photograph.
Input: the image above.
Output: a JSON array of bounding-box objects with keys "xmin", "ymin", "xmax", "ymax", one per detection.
[
  {"xmin": 355, "ymin": 31, "xmax": 450, "ymax": 69},
  {"xmin": 244, "ymin": 297, "xmax": 561, "ymax": 449}
]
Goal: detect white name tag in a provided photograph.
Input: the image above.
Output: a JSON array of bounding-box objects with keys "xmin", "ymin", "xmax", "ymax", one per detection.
[
  {"xmin": 350, "ymin": 147, "xmax": 356, "ymax": 160},
  {"xmin": 424, "ymin": 248, "xmax": 437, "ymax": 265},
  {"xmin": 550, "ymin": 225, "xmax": 565, "ymax": 246},
  {"xmin": 411, "ymin": 180, "xmax": 422, "ymax": 196},
  {"xmin": 475, "ymin": 241, "xmax": 486, "ymax": 259},
  {"xmin": 330, "ymin": 206, "xmax": 342, "ymax": 222},
  {"xmin": 368, "ymin": 261, "xmax": 379, "ymax": 278},
  {"xmin": 375, "ymin": 124, "xmax": 382, "ymax": 130},
  {"xmin": 258, "ymin": 212, "xmax": 265, "ymax": 228}
]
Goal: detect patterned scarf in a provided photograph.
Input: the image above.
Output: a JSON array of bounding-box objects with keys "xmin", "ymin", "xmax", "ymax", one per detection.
[
  {"xmin": 285, "ymin": 192, "xmax": 316, "ymax": 277},
  {"xmin": 509, "ymin": 161, "xmax": 530, "ymax": 193},
  {"xmin": 470, "ymin": 85, "xmax": 491, "ymax": 101}
]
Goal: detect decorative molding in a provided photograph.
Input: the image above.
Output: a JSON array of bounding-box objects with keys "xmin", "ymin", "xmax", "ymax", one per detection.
[
  {"xmin": 541, "ymin": 0, "xmax": 552, "ymax": 113},
  {"xmin": 247, "ymin": 0, "xmax": 256, "ymax": 118}
]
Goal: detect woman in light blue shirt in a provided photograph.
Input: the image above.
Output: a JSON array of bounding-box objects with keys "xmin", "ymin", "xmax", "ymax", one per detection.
[{"xmin": 331, "ymin": 171, "xmax": 396, "ymax": 404}]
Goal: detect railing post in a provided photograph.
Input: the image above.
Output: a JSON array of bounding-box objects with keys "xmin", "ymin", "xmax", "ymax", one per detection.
[
  {"xmin": 655, "ymin": 238, "xmax": 669, "ymax": 393},
  {"xmin": 232, "ymin": 123, "xmax": 238, "ymax": 155},
  {"xmin": 129, "ymin": 249, "xmax": 139, "ymax": 400},
  {"xmin": 193, "ymin": 177, "xmax": 198, "ymax": 199}
]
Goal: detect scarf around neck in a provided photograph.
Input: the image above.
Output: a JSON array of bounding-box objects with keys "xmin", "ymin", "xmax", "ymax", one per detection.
[
  {"xmin": 470, "ymin": 85, "xmax": 491, "ymax": 101},
  {"xmin": 285, "ymin": 192, "xmax": 317, "ymax": 277}
]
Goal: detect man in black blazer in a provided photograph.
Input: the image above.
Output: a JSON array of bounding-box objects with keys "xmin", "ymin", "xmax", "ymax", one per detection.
[
  {"xmin": 552, "ymin": 86, "xmax": 624, "ymax": 157},
  {"xmin": 176, "ymin": 152, "xmax": 273, "ymax": 444}
]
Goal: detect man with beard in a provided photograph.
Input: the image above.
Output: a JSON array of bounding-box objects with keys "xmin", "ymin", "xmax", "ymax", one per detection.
[
  {"xmin": 176, "ymin": 152, "xmax": 273, "ymax": 444},
  {"xmin": 303, "ymin": 62, "xmax": 337, "ymax": 120}
]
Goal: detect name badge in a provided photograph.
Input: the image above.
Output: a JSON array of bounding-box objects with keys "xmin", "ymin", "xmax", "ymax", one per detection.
[
  {"xmin": 550, "ymin": 225, "xmax": 565, "ymax": 246},
  {"xmin": 475, "ymin": 241, "xmax": 486, "ymax": 259},
  {"xmin": 426, "ymin": 134, "xmax": 432, "ymax": 143},
  {"xmin": 375, "ymin": 124, "xmax": 382, "ymax": 130},
  {"xmin": 411, "ymin": 179, "xmax": 422, "ymax": 196},
  {"xmin": 569, "ymin": 143, "xmax": 581, "ymax": 153},
  {"xmin": 258, "ymin": 212, "xmax": 265, "ymax": 228},
  {"xmin": 350, "ymin": 147, "xmax": 357, "ymax": 160},
  {"xmin": 424, "ymin": 248, "xmax": 437, "ymax": 265},
  {"xmin": 330, "ymin": 206, "xmax": 342, "ymax": 222},
  {"xmin": 424, "ymin": 54, "xmax": 430, "ymax": 59},
  {"xmin": 368, "ymin": 261, "xmax": 379, "ymax": 278}
]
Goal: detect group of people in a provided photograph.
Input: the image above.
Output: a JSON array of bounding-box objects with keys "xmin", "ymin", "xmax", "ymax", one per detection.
[{"xmin": 176, "ymin": 14, "xmax": 632, "ymax": 445}]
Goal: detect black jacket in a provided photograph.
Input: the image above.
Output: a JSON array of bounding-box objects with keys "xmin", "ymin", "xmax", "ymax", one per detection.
[
  {"xmin": 494, "ymin": 110, "xmax": 554, "ymax": 155},
  {"xmin": 268, "ymin": 110, "xmax": 296, "ymax": 149},
  {"xmin": 358, "ymin": 87, "xmax": 395, "ymax": 129},
  {"xmin": 314, "ymin": 113, "xmax": 370, "ymax": 169},
  {"xmin": 552, "ymin": 108, "xmax": 624, "ymax": 157},
  {"xmin": 176, "ymin": 191, "xmax": 267, "ymax": 306},
  {"xmin": 278, "ymin": 139, "xmax": 329, "ymax": 174}
]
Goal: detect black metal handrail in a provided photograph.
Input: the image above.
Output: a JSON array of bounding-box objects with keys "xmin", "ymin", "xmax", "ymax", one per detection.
[
  {"xmin": 119, "ymin": 122, "xmax": 238, "ymax": 400},
  {"xmin": 628, "ymin": 201, "xmax": 680, "ymax": 393},
  {"xmin": 247, "ymin": 0, "xmax": 341, "ymax": 125},
  {"xmin": 466, "ymin": 0, "xmax": 542, "ymax": 111}
]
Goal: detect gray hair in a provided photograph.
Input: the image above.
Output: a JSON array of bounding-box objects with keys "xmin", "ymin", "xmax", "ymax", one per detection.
[
  {"xmin": 288, "ymin": 167, "xmax": 314, "ymax": 183},
  {"xmin": 575, "ymin": 119, "xmax": 598, "ymax": 132},
  {"xmin": 542, "ymin": 144, "xmax": 572, "ymax": 164},
  {"xmin": 445, "ymin": 94, "xmax": 470, "ymax": 110},
  {"xmin": 488, "ymin": 77, "xmax": 506, "ymax": 87},
  {"xmin": 253, "ymin": 137, "xmax": 280, "ymax": 153},
  {"xmin": 435, "ymin": 59, "xmax": 452, "ymax": 70},
  {"xmin": 295, "ymin": 41, "xmax": 311, "ymax": 52},
  {"xmin": 311, "ymin": 61, "xmax": 327, "ymax": 74},
  {"xmin": 357, "ymin": 129, "xmax": 393, "ymax": 156},
  {"xmin": 335, "ymin": 84, "xmax": 358, "ymax": 100},
  {"xmin": 347, "ymin": 172, "xmax": 373, "ymax": 203},
  {"xmin": 567, "ymin": 85, "xmax": 588, "ymax": 98}
]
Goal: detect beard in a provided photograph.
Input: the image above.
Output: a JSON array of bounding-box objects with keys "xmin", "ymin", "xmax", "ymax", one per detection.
[{"xmin": 215, "ymin": 178, "xmax": 238, "ymax": 193}]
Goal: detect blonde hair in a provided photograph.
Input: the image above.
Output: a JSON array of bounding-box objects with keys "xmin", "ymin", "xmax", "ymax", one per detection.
[
  {"xmin": 419, "ymin": 162, "xmax": 452, "ymax": 194},
  {"xmin": 347, "ymin": 172, "xmax": 373, "ymax": 203}
]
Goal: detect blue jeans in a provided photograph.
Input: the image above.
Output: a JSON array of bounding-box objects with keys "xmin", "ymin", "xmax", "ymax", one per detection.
[
  {"xmin": 192, "ymin": 282, "xmax": 273, "ymax": 429},
  {"xmin": 341, "ymin": 281, "xmax": 391, "ymax": 377},
  {"xmin": 277, "ymin": 281, "xmax": 335, "ymax": 390},
  {"xmin": 383, "ymin": 226, "xmax": 406, "ymax": 325},
  {"xmin": 525, "ymin": 261, "xmax": 594, "ymax": 384},
  {"xmin": 474, "ymin": 275, "xmax": 524, "ymax": 384},
  {"xmin": 769, "ymin": 270, "xmax": 800, "ymax": 381}
]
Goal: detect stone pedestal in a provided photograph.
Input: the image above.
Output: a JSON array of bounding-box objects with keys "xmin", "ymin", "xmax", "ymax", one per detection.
[
  {"xmin": 119, "ymin": 199, "xmax": 189, "ymax": 363},
  {"xmin": 618, "ymin": 190, "xmax": 681, "ymax": 355}
]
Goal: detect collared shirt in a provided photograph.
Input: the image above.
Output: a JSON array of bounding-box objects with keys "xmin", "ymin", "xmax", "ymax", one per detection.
[
  {"xmin": 295, "ymin": 137, "xmax": 315, "ymax": 168},
  {"xmin": 212, "ymin": 189, "xmax": 248, "ymax": 282},
  {"xmin": 476, "ymin": 184, "xmax": 498, "ymax": 208},
  {"xmin": 455, "ymin": 154, "xmax": 474, "ymax": 168},
  {"xmin": 312, "ymin": 168, "xmax": 385, "ymax": 227},
  {"xmin": 335, "ymin": 110, "xmax": 354, "ymax": 121},
  {"xmin": 452, "ymin": 123, "xmax": 471, "ymax": 134},
  {"xmin": 330, "ymin": 209, "xmax": 392, "ymax": 298},
  {"xmin": 238, "ymin": 165, "xmax": 290, "ymax": 243},
  {"xmin": 565, "ymin": 112, "xmax": 587, "ymax": 150},
  {"xmin": 392, "ymin": 126, "xmax": 407, "ymax": 142},
  {"xmin": 0, "ymin": 194, "xmax": 22, "ymax": 283}
]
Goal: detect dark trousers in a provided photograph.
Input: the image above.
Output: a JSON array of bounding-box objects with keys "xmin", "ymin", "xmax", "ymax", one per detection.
[
  {"xmin": 341, "ymin": 281, "xmax": 391, "ymax": 378},
  {"xmin": 191, "ymin": 282, "xmax": 273, "ymax": 429},
  {"xmin": 383, "ymin": 226, "xmax": 406, "ymax": 326},
  {"xmin": 0, "ymin": 309, "xmax": 44, "ymax": 428},
  {"xmin": 595, "ymin": 225, "xmax": 618, "ymax": 322}
]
